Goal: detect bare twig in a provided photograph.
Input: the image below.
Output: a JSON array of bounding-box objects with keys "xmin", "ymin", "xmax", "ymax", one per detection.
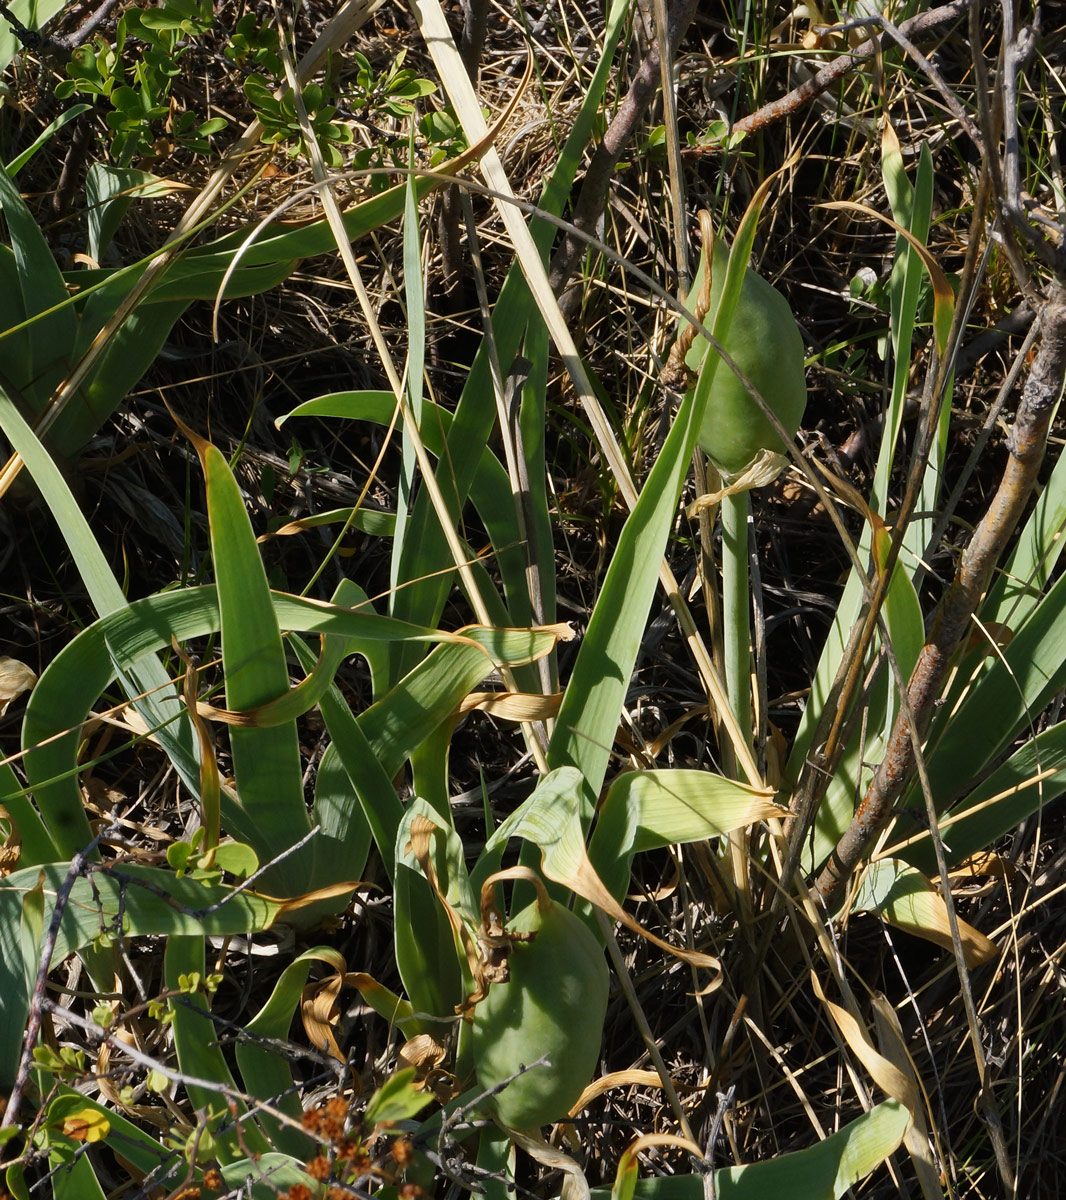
[
  {"xmin": 547, "ymin": 0, "xmax": 699, "ymax": 310},
  {"xmin": 0, "ymin": 0, "xmax": 122, "ymax": 58},
  {"xmin": 51, "ymin": 105, "xmax": 97, "ymax": 219},
  {"xmin": 953, "ymin": 302, "xmax": 1036, "ymax": 378},
  {"xmin": 820, "ymin": 9, "xmax": 983, "ymax": 149},
  {"xmin": 999, "ymin": 3, "xmax": 1063, "ymax": 272},
  {"xmin": 2, "ymin": 826, "xmax": 112, "ymax": 1130},
  {"xmin": 701, "ymin": 1085, "xmax": 736, "ymax": 1200},
  {"xmin": 682, "ymin": 0, "xmax": 975, "ymax": 144}
]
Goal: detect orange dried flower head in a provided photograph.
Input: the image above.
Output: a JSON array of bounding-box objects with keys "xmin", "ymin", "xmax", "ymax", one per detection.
[
  {"xmin": 320, "ymin": 1097, "xmax": 348, "ymax": 1141},
  {"xmin": 307, "ymin": 1155, "xmax": 331, "ymax": 1181},
  {"xmin": 391, "ymin": 1137, "xmax": 414, "ymax": 1166},
  {"xmin": 334, "ymin": 1138, "xmax": 364, "ymax": 1163}
]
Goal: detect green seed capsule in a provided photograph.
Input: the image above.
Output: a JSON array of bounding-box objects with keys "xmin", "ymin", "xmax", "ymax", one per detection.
[
  {"xmin": 693, "ymin": 237, "xmax": 807, "ymax": 476},
  {"xmin": 471, "ymin": 898, "xmax": 609, "ymax": 1129}
]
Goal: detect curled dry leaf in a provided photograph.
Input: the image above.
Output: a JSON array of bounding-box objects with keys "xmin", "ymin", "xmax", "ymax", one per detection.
[
  {"xmin": 457, "ymin": 690, "xmax": 564, "ymax": 720},
  {"xmin": 0, "ymin": 656, "xmax": 36, "ymax": 715}
]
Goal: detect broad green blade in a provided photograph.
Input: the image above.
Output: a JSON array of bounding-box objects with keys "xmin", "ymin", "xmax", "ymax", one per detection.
[
  {"xmin": 881, "ymin": 136, "xmax": 931, "ymax": 503},
  {"xmin": 267, "ymin": 504, "xmax": 396, "ymax": 538},
  {"xmin": 39, "ymin": 1139, "xmax": 107, "ymax": 1200},
  {"xmin": 786, "ymin": 138, "xmax": 944, "ymax": 787},
  {"xmin": 0, "ymin": 862, "xmax": 279, "ymax": 950},
  {"xmin": 900, "ymin": 716, "xmax": 1066, "ymax": 874},
  {"xmin": 4, "ymin": 104, "xmax": 91, "ymax": 177},
  {"xmin": 281, "ymin": 391, "xmax": 528, "ymax": 626},
  {"xmin": 19, "ymin": 582, "xmax": 539, "ymax": 869},
  {"xmin": 0, "ymin": 734, "xmax": 54, "ymax": 866},
  {"xmin": 314, "ymin": 676, "xmax": 406, "ymax": 885},
  {"xmin": 393, "ymin": 160, "xmax": 426, "ymax": 604},
  {"xmin": 359, "ymin": 637, "xmax": 529, "ymax": 780},
  {"xmin": 51, "ymin": 295, "xmax": 188, "ymax": 460},
  {"xmin": 591, "ymin": 1100, "xmax": 909, "ymax": 1200},
  {"xmin": 221, "ymin": 1154, "xmax": 316, "ymax": 1200},
  {"xmin": 0, "ymin": 243, "xmax": 31, "ymax": 389},
  {"xmin": 802, "ymin": 549, "xmax": 926, "ymax": 875},
  {"xmin": 0, "ymin": 868, "xmax": 43, "ymax": 1090},
  {"xmin": 394, "ymin": 798, "xmax": 477, "ymax": 1016},
  {"xmin": 547, "ymin": 385, "xmax": 704, "ymax": 827},
  {"xmin": 190, "ymin": 425, "xmax": 309, "ymax": 893},
  {"xmin": 985, "ymin": 443, "xmax": 1066, "ymax": 625},
  {"xmin": 853, "ymin": 859, "xmax": 996, "ymax": 966},
  {"xmin": 84, "ymin": 164, "xmax": 173, "ymax": 261},
  {"xmin": 383, "ymin": 0, "xmax": 630, "ymax": 678},
  {"xmin": 878, "ymin": 544, "xmax": 925, "ymax": 735},
  {"xmin": 309, "ymin": 740, "xmax": 372, "ymax": 887},
  {"xmin": 919, "ymin": 562, "xmax": 1066, "ymax": 813},
  {"xmin": 0, "ymin": 155, "xmax": 76, "ymax": 413},
  {"xmin": 588, "ymin": 770, "xmax": 784, "ymax": 901}
]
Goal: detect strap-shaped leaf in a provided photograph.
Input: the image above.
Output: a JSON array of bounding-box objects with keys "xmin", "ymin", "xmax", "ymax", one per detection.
[{"xmin": 592, "ymin": 1101, "xmax": 909, "ymax": 1200}]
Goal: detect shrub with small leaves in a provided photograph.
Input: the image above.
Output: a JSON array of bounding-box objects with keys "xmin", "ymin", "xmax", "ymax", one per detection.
[
  {"xmin": 244, "ymin": 75, "xmax": 354, "ymax": 167},
  {"xmin": 54, "ymin": 0, "xmax": 227, "ymax": 162}
]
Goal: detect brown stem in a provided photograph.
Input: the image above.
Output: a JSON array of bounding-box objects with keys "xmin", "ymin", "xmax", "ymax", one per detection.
[
  {"xmin": 682, "ymin": 0, "xmax": 974, "ymax": 144},
  {"xmin": 437, "ymin": 0, "xmax": 490, "ymax": 307},
  {"xmin": 547, "ymin": 0, "xmax": 699, "ymax": 311},
  {"xmin": 815, "ymin": 283, "xmax": 1066, "ymax": 906}
]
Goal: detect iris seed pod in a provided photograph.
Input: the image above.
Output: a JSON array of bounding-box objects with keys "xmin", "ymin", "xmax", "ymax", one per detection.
[
  {"xmin": 694, "ymin": 236, "xmax": 807, "ymax": 476},
  {"xmin": 471, "ymin": 897, "xmax": 608, "ymax": 1130}
]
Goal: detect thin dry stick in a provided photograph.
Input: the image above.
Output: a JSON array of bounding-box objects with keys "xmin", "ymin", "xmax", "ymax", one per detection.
[{"xmin": 998, "ymin": 0, "xmax": 1063, "ymax": 272}]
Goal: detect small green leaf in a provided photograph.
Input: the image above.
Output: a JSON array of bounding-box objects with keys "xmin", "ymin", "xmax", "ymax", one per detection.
[
  {"xmin": 167, "ymin": 841, "xmax": 194, "ymax": 874},
  {"xmin": 146, "ymin": 1068, "xmax": 169, "ymax": 1093},
  {"xmin": 364, "ymin": 1068, "xmax": 432, "ymax": 1125},
  {"xmin": 211, "ymin": 841, "xmax": 259, "ymax": 878}
]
